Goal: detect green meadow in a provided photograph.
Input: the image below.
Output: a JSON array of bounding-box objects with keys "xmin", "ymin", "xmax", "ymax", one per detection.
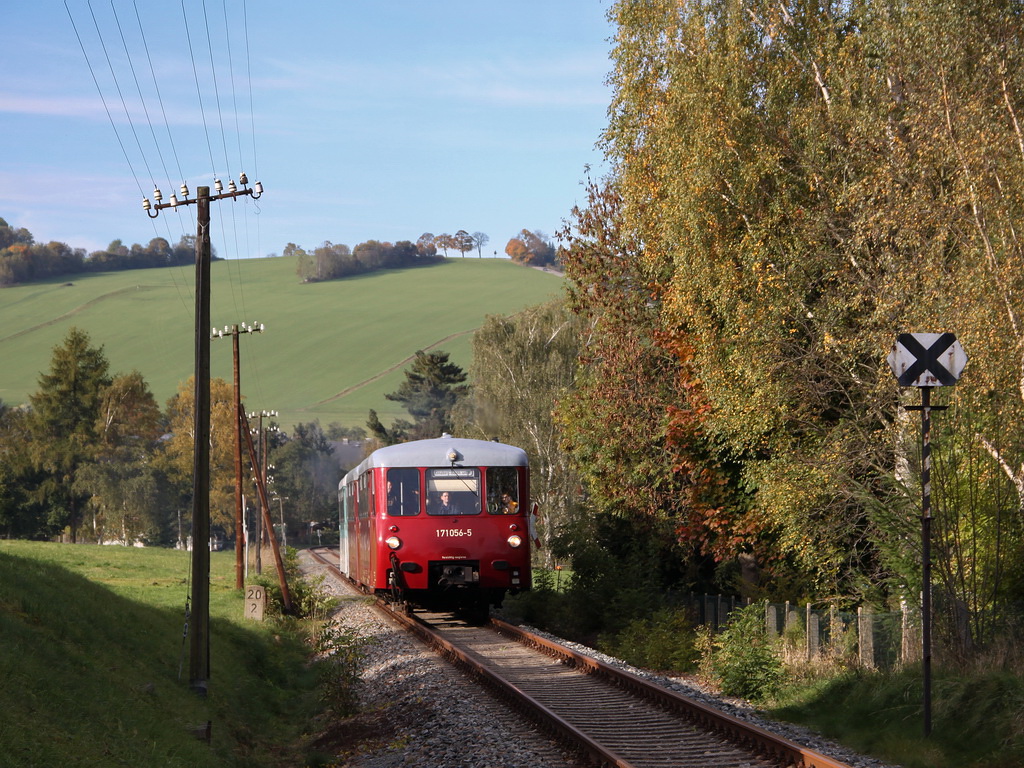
[
  {"xmin": 0, "ymin": 257, "xmax": 563, "ymax": 430},
  {"xmin": 0, "ymin": 540, "xmax": 324, "ymax": 767}
]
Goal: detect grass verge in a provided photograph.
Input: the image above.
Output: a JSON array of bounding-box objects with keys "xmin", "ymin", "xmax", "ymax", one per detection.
[
  {"xmin": 0, "ymin": 540, "xmax": 325, "ymax": 767},
  {"xmin": 769, "ymin": 665, "xmax": 1024, "ymax": 768}
]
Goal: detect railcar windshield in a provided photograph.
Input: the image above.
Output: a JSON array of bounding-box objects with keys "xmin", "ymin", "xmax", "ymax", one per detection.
[
  {"xmin": 426, "ymin": 467, "xmax": 480, "ymax": 515},
  {"xmin": 386, "ymin": 468, "xmax": 421, "ymax": 516},
  {"xmin": 486, "ymin": 467, "xmax": 521, "ymax": 514}
]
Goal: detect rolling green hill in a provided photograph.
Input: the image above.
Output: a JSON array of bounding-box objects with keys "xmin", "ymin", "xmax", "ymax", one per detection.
[{"xmin": 0, "ymin": 257, "xmax": 563, "ymax": 431}]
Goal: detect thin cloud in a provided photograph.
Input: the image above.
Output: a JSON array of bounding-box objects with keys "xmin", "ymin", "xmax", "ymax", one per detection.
[{"xmin": 0, "ymin": 92, "xmax": 106, "ymax": 119}]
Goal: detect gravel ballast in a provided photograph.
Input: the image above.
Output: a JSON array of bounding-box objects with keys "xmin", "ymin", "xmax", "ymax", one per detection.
[{"xmin": 300, "ymin": 552, "xmax": 901, "ymax": 768}]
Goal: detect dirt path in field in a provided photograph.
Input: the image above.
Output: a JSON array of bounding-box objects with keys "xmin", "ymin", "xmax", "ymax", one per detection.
[{"xmin": 0, "ymin": 284, "xmax": 159, "ymax": 345}]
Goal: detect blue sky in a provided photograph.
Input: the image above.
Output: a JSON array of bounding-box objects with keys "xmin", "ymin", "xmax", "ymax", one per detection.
[{"xmin": 0, "ymin": 2, "xmax": 614, "ymax": 259}]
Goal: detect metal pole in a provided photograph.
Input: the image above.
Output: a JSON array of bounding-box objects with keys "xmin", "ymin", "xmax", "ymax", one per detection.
[
  {"xmin": 189, "ymin": 186, "xmax": 211, "ymax": 697},
  {"xmin": 921, "ymin": 386, "xmax": 933, "ymax": 737}
]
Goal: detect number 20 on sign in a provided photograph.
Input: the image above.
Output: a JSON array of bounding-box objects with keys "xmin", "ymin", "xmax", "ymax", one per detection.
[{"xmin": 245, "ymin": 584, "xmax": 266, "ymax": 621}]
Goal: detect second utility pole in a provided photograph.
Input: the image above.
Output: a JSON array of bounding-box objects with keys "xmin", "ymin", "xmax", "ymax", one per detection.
[{"xmin": 214, "ymin": 322, "xmax": 264, "ymax": 590}]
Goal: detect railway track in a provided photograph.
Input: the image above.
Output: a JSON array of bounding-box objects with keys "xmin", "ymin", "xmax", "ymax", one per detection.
[{"xmin": 307, "ymin": 547, "xmax": 855, "ymax": 768}]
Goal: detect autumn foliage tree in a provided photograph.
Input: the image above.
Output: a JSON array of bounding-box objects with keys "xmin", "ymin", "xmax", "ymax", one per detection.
[
  {"xmin": 589, "ymin": 0, "xmax": 1024, "ymax": 614},
  {"xmin": 73, "ymin": 370, "xmax": 165, "ymax": 543},
  {"xmin": 505, "ymin": 229, "xmax": 558, "ymax": 267},
  {"xmin": 157, "ymin": 376, "xmax": 240, "ymax": 531}
]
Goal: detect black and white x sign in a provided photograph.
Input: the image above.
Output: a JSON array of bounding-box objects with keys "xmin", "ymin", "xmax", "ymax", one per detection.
[{"xmin": 887, "ymin": 333, "xmax": 967, "ymax": 387}]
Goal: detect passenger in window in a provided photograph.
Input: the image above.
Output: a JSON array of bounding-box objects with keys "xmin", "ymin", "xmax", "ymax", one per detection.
[
  {"xmin": 434, "ymin": 491, "xmax": 457, "ymax": 515},
  {"xmin": 386, "ymin": 481, "xmax": 400, "ymax": 514},
  {"xmin": 500, "ymin": 492, "xmax": 519, "ymax": 515}
]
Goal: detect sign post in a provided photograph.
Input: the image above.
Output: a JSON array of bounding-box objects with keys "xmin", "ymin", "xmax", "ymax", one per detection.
[{"xmin": 886, "ymin": 332, "xmax": 967, "ymax": 737}]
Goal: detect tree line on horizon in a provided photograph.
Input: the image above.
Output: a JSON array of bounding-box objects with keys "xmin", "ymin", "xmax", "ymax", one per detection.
[
  {"xmin": 0, "ymin": 217, "xmax": 204, "ymax": 287},
  {"xmin": 0, "ymin": 218, "xmax": 560, "ymax": 288},
  {"xmin": 288, "ymin": 228, "xmax": 559, "ymax": 283}
]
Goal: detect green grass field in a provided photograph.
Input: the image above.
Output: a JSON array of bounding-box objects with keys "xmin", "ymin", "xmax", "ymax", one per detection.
[
  {"xmin": 0, "ymin": 540, "xmax": 323, "ymax": 767},
  {"xmin": 0, "ymin": 256, "xmax": 563, "ymax": 430}
]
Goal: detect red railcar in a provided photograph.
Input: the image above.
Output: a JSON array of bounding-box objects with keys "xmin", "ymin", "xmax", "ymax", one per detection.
[{"xmin": 338, "ymin": 435, "xmax": 532, "ymax": 613}]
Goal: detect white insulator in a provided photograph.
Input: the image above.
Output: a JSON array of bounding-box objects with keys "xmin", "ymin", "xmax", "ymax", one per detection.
[
  {"xmin": 142, "ymin": 198, "xmax": 151, "ymax": 210},
  {"xmin": 169, "ymin": 194, "xmax": 179, "ymax": 207},
  {"xmin": 228, "ymin": 179, "xmax": 237, "ymax": 193},
  {"xmin": 153, "ymin": 187, "xmax": 163, "ymax": 202},
  {"xmin": 239, "ymin": 171, "xmax": 248, "ymax": 185},
  {"xmin": 180, "ymin": 182, "xmax": 190, "ymax": 198},
  {"xmin": 214, "ymin": 179, "xmax": 223, "ymax": 192}
]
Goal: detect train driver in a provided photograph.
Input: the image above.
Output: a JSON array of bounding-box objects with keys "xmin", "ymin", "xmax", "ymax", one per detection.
[{"xmin": 433, "ymin": 491, "xmax": 457, "ymax": 515}]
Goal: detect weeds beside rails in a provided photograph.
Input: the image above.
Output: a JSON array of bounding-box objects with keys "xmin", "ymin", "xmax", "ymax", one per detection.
[
  {"xmin": 252, "ymin": 547, "xmax": 366, "ymax": 717},
  {"xmin": 697, "ymin": 603, "xmax": 785, "ymax": 702},
  {"xmin": 315, "ymin": 623, "xmax": 365, "ymax": 717}
]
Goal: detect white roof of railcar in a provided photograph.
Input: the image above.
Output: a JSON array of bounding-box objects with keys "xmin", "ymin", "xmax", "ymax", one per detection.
[{"xmin": 341, "ymin": 435, "xmax": 527, "ymax": 487}]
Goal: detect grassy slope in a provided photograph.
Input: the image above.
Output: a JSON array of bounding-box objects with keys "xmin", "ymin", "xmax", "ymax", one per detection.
[
  {"xmin": 0, "ymin": 257, "xmax": 563, "ymax": 430},
  {"xmin": 0, "ymin": 540, "xmax": 318, "ymax": 767}
]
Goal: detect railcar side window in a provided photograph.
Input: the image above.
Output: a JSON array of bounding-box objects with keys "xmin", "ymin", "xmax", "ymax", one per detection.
[
  {"xmin": 386, "ymin": 468, "xmax": 421, "ymax": 516},
  {"xmin": 357, "ymin": 475, "xmax": 367, "ymax": 519},
  {"xmin": 487, "ymin": 467, "xmax": 521, "ymax": 514},
  {"xmin": 426, "ymin": 467, "xmax": 480, "ymax": 515}
]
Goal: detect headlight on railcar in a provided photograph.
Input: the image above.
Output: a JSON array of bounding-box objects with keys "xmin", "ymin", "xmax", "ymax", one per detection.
[
  {"xmin": 385, "ymin": 536, "xmax": 402, "ymax": 550},
  {"xmin": 507, "ymin": 535, "xmax": 523, "ymax": 548}
]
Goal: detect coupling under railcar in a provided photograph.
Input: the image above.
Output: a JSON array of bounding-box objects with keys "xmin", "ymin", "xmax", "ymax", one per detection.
[{"xmin": 338, "ymin": 435, "xmax": 533, "ymax": 613}]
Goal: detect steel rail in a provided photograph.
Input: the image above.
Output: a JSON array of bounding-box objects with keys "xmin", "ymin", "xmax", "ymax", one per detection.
[
  {"xmin": 489, "ymin": 618, "xmax": 853, "ymax": 768},
  {"xmin": 385, "ymin": 603, "xmax": 636, "ymax": 768},
  {"xmin": 305, "ymin": 548, "xmax": 855, "ymax": 768}
]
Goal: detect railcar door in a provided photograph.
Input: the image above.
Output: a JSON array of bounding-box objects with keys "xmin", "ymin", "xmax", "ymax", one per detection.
[{"xmin": 338, "ymin": 479, "xmax": 350, "ymax": 577}]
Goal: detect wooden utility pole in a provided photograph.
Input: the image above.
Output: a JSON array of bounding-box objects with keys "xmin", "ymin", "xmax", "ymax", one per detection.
[
  {"xmin": 232, "ymin": 327, "xmax": 243, "ymax": 590},
  {"xmin": 241, "ymin": 410, "xmax": 293, "ymax": 613},
  {"xmin": 213, "ymin": 322, "xmax": 264, "ymax": 590},
  {"xmin": 247, "ymin": 408, "xmax": 277, "ymax": 575},
  {"xmin": 191, "ymin": 187, "xmax": 212, "ymax": 696},
  {"xmin": 144, "ymin": 175, "xmax": 264, "ymax": 698}
]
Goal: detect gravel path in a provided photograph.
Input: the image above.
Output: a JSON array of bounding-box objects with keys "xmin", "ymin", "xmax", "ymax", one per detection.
[{"xmin": 300, "ymin": 552, "xmax": 902, "ymax": 768}]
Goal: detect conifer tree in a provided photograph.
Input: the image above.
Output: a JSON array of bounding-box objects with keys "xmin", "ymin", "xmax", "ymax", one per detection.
[
  {"xmin": 27, "ymin": 327, "xmax": 111, "ymax": 540},
  {"xmin": 368, "ymin": 350, "xmax": 469, "ymax": 444}
]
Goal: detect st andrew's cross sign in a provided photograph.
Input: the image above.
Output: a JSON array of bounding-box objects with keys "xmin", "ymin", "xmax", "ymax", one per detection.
[
  {"xmin": 886, "ymin": 331, "xmax": 967, "ymax": 738},
  {"xmin": 886, "ymin": 332, "xmax": 967, "ymax": 387}
]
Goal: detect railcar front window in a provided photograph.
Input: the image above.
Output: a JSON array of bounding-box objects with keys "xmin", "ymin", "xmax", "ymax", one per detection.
[
  {"xmin": 386, "ymin": 468, "xmax": 421, "ymax": 516},
  {"xmin": 426, "ymin": 467, "xmax": 480, "ymax": 515},
  {"xmin": 487, "ymin": 467, "xmax": 521, "ymax": 514}
]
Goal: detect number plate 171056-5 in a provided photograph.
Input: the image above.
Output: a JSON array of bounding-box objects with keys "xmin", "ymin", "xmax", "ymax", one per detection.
[{"xmin": 436, "ymin": 528, "xmax": 473, "ymax": 538}]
